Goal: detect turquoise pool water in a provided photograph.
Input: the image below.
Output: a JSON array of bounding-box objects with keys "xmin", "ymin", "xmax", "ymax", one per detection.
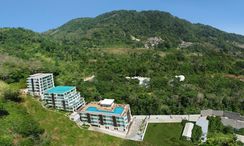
[
  {"xmin": 86, "ymin": 106, "xmax": 124, "ymax": 114},
  {"xmin": 46, "ymin": 86, "xmax": 75, "ymax": 94}
]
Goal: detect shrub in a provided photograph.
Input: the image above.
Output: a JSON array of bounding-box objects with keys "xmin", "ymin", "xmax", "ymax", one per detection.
[
  {"xmin": 0, "ymin": 136, "xmax": 12, "ymax": 146},
  {"xmin": 191, "ymin": 125, "xmax": 202, "ymax": 142},
  {"xmin": 13, "ymin": 115, "xmax": 44, "ymax": 138},
  {"xmin": 223, "ymin": 126, "xmax": 234, "ymax": 134},
  {"xmin": 235, "ymin": 128, "xmax": 244, "ymax": 135},
  {"xmin": 181, "ymin": 119, "xmax": 188, "ymax": 126},
  {"xmin": 0, "ymin": 108, "xmax": 9, "ymax": 117},
  {"xmin": 3, "ymin": 89, "xmax": 22, "ymax": 102},
  {"xmin": 17, "ymin": 138, "xmax": 34, "ymax": 146},
  {"xmin": 207, "ymin": 116, "xmax": 224, "ymax": 133}
]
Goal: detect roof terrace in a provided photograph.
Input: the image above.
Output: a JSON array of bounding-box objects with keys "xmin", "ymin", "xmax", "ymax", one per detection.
[
  {"xmin": 28, "ymin": 73, "xmax": 53, "ymax": 79},
  {"xmin": 79, "ymin": 99, "xmax": 130, "ymax": 116},
  {"xmin": 45, "ymin": 86, "xmax": 75, "ymax": 94}
]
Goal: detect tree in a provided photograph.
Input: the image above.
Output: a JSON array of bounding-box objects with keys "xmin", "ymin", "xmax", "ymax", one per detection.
[{"xmin": 207, "ymin": 116, "xmax": 224, "ymax": 133}]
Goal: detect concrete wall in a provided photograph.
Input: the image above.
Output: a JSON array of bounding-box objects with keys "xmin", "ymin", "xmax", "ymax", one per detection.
[{"xmin": 134, "ymin": 115, "xmax": 201, "ymax": 123}]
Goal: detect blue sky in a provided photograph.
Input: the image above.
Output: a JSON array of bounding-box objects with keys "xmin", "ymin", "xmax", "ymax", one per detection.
[{"xmin": 0, "ymin": 0, "xmax": 244, "ymax": 35}]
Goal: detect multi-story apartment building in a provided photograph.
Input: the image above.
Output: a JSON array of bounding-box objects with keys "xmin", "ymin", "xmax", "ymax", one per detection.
[
  {"xmin": 43, "ymin": 86, "xmax": 85, "ymax": 111},
  {"xmin": 79, "ymin": 99, "xmax": 132, "ymax": 133},
  {"xmin": 27, "ymin": 73, "xmax": 54, "ymax": 99}
]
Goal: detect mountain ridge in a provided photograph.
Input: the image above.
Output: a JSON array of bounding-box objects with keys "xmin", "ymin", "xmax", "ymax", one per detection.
[{"xmin": 43, "ymin": 10, "xmax": 244, "ymax": 57}]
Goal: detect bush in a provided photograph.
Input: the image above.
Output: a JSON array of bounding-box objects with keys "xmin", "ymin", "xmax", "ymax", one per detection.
[
  {"xmin": 0, "ymin": 103, "xmax": 9, "ymax": 117},
  {"xmin": 13, "ymin": 115, "xmax": 44, "ymax": 138},
  {"xmin": 0, "ymin": 109, "xmax": 9, "ymax": 117},
  {"xmin": 236, "ymin": 128, "xmax": 244, "ymax": 135},
  {"xmin": 207, "ymin": 116, "xmax": 224, "ymax": 133},
  {"xmin": 181, "ymin": 119, "xmax": 188, "ymax": 126},
  {"xmin": 191, "ymin": 125, "xmax": 202, "ymax": 142},
  {"xmin": 223, "ymin": 126, "xmax": 234, "ymax": 134},
  {"xmin": 3, "ymin": 89, "xmax": 22, "ymax": 102},
  {"xmin": 0, "ymin": 136, "xmax": 12, "ymax": 146},
  {"xmin": 17, "ymin": 138, "xmax": 34, "ymax": 146}
]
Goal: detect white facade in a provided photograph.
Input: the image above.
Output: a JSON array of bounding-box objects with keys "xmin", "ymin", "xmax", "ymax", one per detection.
[
  {"xmin": 27, "ymin": 73, "xmax": 54, "ymax": 99},
  {"xmin": 79, "ymin": 99, "xmax": 133, "ymax": 133},
  {"xmin": 43, "ymin": 86, "xmax": 85, "ymax": 112}
]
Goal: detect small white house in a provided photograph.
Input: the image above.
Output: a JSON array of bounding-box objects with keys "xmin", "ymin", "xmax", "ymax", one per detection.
[
  {"xmin": 126, "ymin": 76, "xmax": 150, "ymax": 86},
  {"xmin": 175, "ymin": 75, "xmax": 185, "ymax": 82},
  {"xmin": 182, "ymin": 122, "xmax": 194, "ymax": 140}
]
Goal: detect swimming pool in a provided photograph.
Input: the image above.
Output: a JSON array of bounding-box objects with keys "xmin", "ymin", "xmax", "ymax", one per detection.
[{"xmin": 86, "ymin": 106, "xmax": 124, "ymax": 114}]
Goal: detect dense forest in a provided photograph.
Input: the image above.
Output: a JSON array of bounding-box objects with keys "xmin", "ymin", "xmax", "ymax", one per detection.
[{"xmin": 0, "ymin": 10, "xmax": 243, "ymax": 116}]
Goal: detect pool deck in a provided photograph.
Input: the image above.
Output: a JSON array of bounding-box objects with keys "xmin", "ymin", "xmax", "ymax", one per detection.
[
  {"xmin": 78, "ymin": 102, "xmax": 130, "ymax": 116},
  {"xmin": 46, "ymin": 86, "xmax": 75, "ymax": 94}
]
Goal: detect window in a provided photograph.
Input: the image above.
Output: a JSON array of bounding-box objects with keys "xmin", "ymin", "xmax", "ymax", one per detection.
[
  {"xmin": 105, "ymin": 126, "xmax": 109, "ymax": 129},
  {"xmin": 114, "ymin": 127, "xmax": 118, "ymax": 130}
]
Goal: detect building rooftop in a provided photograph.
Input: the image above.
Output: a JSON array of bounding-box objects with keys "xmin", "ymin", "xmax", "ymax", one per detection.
[
  {"xmin": 78, "ymin": 100, "xmax": 129, "ymax": 116},
  {"xmin": 182, "ymin": 122, "xmax": 194, "ymax": 138},
  {"xmin": 29, "ymin": 73, "xmax": 53, "ymax": 79},
  {"xmin": 86, "ymin": 106, "xmax": 124, "ymax": 115},
  {"xmin": 46, "ymin": 86, "xmax": 75, "ymax": 94},
  {"xmin": 100, "ymin": 99, "xmax": 114, "ymax": 106},
  {"xmin": 196, "ymin": 117, "xmax": 209, "ymax": 134}
]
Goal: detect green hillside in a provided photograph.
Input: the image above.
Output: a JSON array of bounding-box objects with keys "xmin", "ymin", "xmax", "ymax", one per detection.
[
  {"xmin": 0, "ymin": 10, "xmax": 243, "ymax": 146},
  {"xmin": 45, "ymin": 10, "xmax": 244, "ymax": 57},
  {"xmin": 0, "ymin": 10, "xmax": 243, "ymax": 115}
]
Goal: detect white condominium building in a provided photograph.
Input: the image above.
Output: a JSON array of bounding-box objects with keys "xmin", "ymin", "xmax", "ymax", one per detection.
[
  {"xmin": 27, "ymin": 73, "xmax": 54, "ymax": 99},
  {"xmin": 43, "ymin": 86, "xmax": 85, "ymax": 112},
  {"xmin": 78, "ymin": 99, "xmax": 132, "ymax": 133}
]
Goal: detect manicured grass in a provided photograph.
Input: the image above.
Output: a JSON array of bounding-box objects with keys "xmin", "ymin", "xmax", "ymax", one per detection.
[{"xmin": 139, "ymin": 123, "xmax": 193, "ymax": 146}]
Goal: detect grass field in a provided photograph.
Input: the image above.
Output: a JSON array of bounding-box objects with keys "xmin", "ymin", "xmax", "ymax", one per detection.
[{"xmin": 140, "ymin": 123, "xmax": 193, "ymax": 146}]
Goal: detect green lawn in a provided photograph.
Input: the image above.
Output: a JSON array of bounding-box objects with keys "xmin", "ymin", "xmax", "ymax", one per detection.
[{"xmin": 140, "ymin": 123, "xmax": 193, "ymax": 146}]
